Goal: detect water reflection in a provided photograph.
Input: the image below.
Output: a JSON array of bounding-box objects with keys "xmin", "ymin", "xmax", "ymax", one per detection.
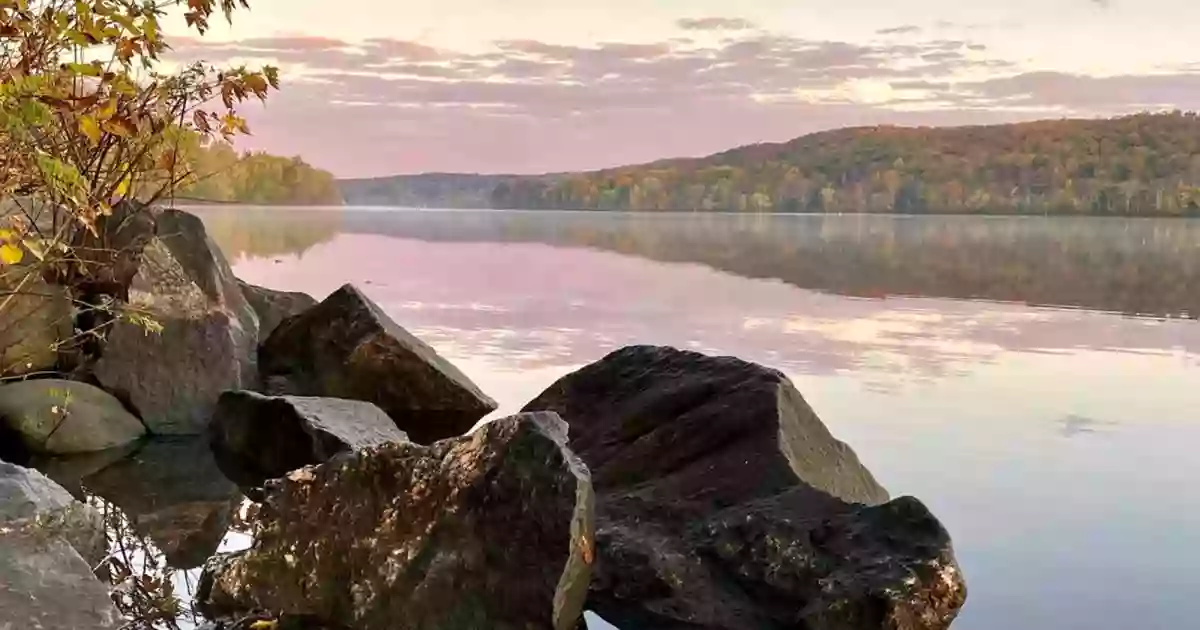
[{"xmin": 191, "ymin": 207, "xmax": 1200, "ymax": 630}]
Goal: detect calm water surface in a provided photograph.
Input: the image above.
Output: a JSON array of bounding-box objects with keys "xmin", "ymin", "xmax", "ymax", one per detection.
[{"xmin": 195, "ymin": 207, "xmax": 1200, "ymax": 630}]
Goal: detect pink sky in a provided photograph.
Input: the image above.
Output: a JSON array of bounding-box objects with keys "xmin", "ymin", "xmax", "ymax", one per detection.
[{"xmin": 164, "ymin": 0, "xmax": 1200, "ymax": 177}]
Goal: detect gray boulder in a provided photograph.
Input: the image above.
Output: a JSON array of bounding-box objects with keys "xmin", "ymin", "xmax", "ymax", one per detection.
[
  {"xmin": 0, "ymin": 461, "xmax": 105, "ymax": 567},
  {"xmin": 199, "ymin": 412, "xmax": 594, "ymax": 630},
  {"xmin": 258, "ymin": 284, "xmax": 496, "ymax": 443},
  {"xmin": 0, "ymin": 267, "xmax": 73, "ymax": 378},
  {"xmin": 81, "ymin": 438, "xmax": 242, "ymax": 570},
  {"xmin": 237, "ymin": 280, "xmax": 318, "ymax": 339},
  {"xmin": 209, "ymin": 390, "xmax": 408, "ymax": 491},
  {"xmin": 0, "ymin": 379, "xmax": 145, "ymax": 454},
  {"xmin": 0, "ymin": 533, "xmax": 120, "ymax": 629},
  {"xmin": 523, "ymin": 346, "xmax": 966, "ymax": 630},
  {"xmin": 94, "ymin": 209, "xmax": 260, "ymax": 435}
]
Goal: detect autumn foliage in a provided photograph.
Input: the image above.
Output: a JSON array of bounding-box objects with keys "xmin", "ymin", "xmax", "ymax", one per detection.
[
  {"xmin": 492, "ymin": 112, "xmax": 1200, "ymax": 216},
  {"xmin": 0, "ymin": 0, "xmax": 278, "ymax": 374}
]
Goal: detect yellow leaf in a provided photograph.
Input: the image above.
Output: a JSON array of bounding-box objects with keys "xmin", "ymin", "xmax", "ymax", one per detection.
[
  {"xmin": 0, "ymin": 229, "xmax": 15, "ymax": 243},
  {"xmin": 115, "ymin": 174, "xmax": 131, "ymax": 197},
  {"xmin": 98, "ymin": 98, "xmax": 117, "ymax": 120},
  {"xmin": 0, "ymin": 244, "xmax": 24, "ymax": 265},
  {"xmin": 248, "ymin": 621, "xmax": 278, "ymax": 630},
  {"xmin": 79, "ymin": 115, "xmax": 101, "ymax": 145},
  {"xmin": 20, "ymin": 239, "xmax": 46, "ymax": 261}
]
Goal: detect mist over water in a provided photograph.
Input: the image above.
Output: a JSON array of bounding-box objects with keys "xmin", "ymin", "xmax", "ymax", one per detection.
[{"xmin": 197, "ymin": 207, "xmax": 1200, "ymax": 630}]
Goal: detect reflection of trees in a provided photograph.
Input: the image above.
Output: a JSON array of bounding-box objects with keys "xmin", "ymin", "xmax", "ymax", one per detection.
[
  {"xmin": 339, "ymin": 211, "xmax": 1200, "ymax": 319},
  {"xmin": 90, "ymin": 494, "xmax": 196, "ymax": 630},
  {"xmin": 188, "ymin": 207, "xmax": 343, "ymax": 261}
]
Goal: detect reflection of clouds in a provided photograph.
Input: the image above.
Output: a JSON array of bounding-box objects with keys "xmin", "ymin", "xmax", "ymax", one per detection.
[
  {"xmin": 231, "ymin": 231, "xmax": 1200, "ymax": 397},
  {"xmin": 1057, "ymin": 414, "xmax": 1119, "ymax": 437}
]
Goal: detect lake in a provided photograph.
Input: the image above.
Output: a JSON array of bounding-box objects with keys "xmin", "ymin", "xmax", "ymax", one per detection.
[{"xmin": 196, "ymin": 206, "xmax": 1200, "ymax": 630}]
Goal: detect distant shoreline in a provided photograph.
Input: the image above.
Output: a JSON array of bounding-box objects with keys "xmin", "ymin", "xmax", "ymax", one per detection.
[{"xmin": 179, "ymin": 202, "xmax": 1200, "ymax": 219}]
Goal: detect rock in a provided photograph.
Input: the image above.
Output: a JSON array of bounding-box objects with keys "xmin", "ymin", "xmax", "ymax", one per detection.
[
  {"xmin": 0, "ymin": 532, "xmax": 121, "ymax": 629},
  {"xmin": 0, "ymin": 461, "xmax": 106, "ymax": 567},
  {"xmin": 237, "ymin": 280, "xmax": 318, "ymax": 339},
  {"xmin": 82, "ymin": 438, "xmax": 241, "ymax": 569},
  {"xmin": 259, "ymin": 284, "xmax": 496, "ymax": 443},
  {"xmin": 209, "ymin": 390, "xmax": 408, "ymax": 492},
  {"xmin": 0, "ymin": 267, "xmax": 73, "ymax": 378},
  {"xmin": 522, "ymin": 346, "xmax": 965, "ymax": 630},
  {"xmin": 199, "ymin": 412, "xmax": 594, "ymax": 630},
  {"xmin": 523, "ymin": 345, "xmax": 888, "ymax": 513},
  {"xmin": 590, "ymin": 494, "xmax": 966, "ymax": 630},
  {"xmin": 94, "ymin": 209, "xmax": 260, "ymax": 434},
  {"xmin": 0, "ymin": 379, "xmax": 145, "ymax": 455}
]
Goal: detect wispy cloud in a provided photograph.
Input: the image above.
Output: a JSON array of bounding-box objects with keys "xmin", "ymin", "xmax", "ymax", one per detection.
[
  {"xmin": 676, "ymin": 17, "xmax": 756, "ymax": 31},
  {"xmin": 165, "ymin": 19, "xmax": 1200, "ymax": 176}
]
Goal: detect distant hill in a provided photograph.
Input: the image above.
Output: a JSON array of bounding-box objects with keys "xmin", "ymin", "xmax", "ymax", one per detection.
[
  {"xmin": 338, "ymin": 173, "xmax": 560, "ymax": 208},
  {"xmin": 340, "ymin": 112, "xmax": 1200, "ymax": 216}
]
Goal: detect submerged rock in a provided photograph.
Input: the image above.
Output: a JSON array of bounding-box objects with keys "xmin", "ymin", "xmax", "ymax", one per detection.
[
  {"xmin": 199, "ymin": 412, "xmax": 594, "ymax": 630},
  {"xmin": 523, "ymin": 345, "xmax": 966, "ymax": 630},
  {"xmin": 0, "ymin": 461, "xmax": 106, "ymax": 566},
  {"xmin": 82, "ymin": 438, "xmax": 241, "ymax": 569},
  {"xmin": 237, "ymin": 280, "xmax": 318, "ymax": 339},
  {"xmin": 209, "ymin": 390, "xmax": 408, "ymax": 491},
  {"xmin": 258, "ymin": 283, "xmax": 496, "ymax": 443},
  {"xmin": 94, "ymin": 209, "xmax": 260, "ymax": 435},
  {"xmin": 0, "ymin": 379, "xmax": 145, "ymax": 454},
  {"xmin": 0, "ymin": 533, "xmax": 121, "ymax": 629}
]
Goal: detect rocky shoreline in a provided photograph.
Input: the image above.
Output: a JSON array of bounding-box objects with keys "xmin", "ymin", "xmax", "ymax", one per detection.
[{"xmin": 0, "ymin": 207, "xmax": 967, "ymax": 629}]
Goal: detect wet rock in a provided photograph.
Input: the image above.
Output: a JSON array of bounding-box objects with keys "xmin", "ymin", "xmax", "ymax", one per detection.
[
  {"xmin": 523, "ymin": 346, "xmax": 965, "ymax": 630},
  {"xmin": 0, "ymin": 379, "xmax": 145, "ymax": 454},
  {"xmin": 237, "ymin": 280, "xmax": 318, "ymax": 339},
  {"xmin": 209, "ymin": 390, "xmax": 408, "ymax": 492},
  {"xmin": 259, "ymin": 283, "xmax": 496, "ymax": 443},
  {"xmin": 94, "ymin": 209, "xmax": 260, "ymax": 434},
  {"xmin": 199, "ymin": 412, "xmax": 594, "ymax": 630},
  {"xmin": 0, "ymin": 267, "xmax": 73, "ymax": 378},
  {"xmin": 82, "ymin": 438, "xmax": 241, "ymax": 569},
  {"xmin": 0, "ymin": 532, "xmax": 120, "ymax": 629},
  {"xmin": 0, "ymin": 461, "xmax": 106, "ymax": 566}
]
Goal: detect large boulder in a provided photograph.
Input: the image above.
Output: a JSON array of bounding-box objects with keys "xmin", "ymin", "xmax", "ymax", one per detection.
[
  {"xmin": 0, "ymin": 461, "xmax": 106, "ymax": 567},
  {"xmin": 522, "ymin": 346, "xmax": 966, "ymax": 630},
  {"xmin": 198, "ymin": 412, "xmax": 594, "ymax": 630},
  {"xmin": 0, "ymin": 266, "xmax": 73, "ymax": 378},
  {"xmin": 94, "ymin": 209, "xmax": 260, "ymax": 435},
  {"xmin": 0, "ymin": 533, "xmax": 121, "ymax": 629},
  {"xmin": 209, "ymin": 390, "xmax": 408, "ymax": 492},
  {"xmin": 523, "ymin": 345, "xmax": 888, "ymax": 512},
  {"xmin": 237, "ymin": 280, "xmax": 318, "ymax": 339},
  {"xmin": 81, "ymin": 438, "xmax": 242, "ymax": 569},
  {"xmin": 0, "ymin": 379, "xmax": 145, "ymax": 454},
  {"xmin": 258, "ymin": 284, "xmax": 496, "ymax": 443}
]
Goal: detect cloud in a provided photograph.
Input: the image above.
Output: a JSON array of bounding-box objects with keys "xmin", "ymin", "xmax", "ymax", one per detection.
[
  {"xmin": 676, "ymin": 17, "xmax": 756, "ymax": 31},
  {"xmin": 877, "ymin": 25, "xmax": 923, "ymax": 35},
  {"xmin": 164, "ymin": 28, "xmax": 1200, "ymax": 176}
]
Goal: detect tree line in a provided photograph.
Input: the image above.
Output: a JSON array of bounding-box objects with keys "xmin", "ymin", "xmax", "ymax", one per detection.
[
  {"xmin": 490, "ymin": 112, "xmax": 1200, "ymax": 216},
  {"xmin": 174, "ymin": 133, "xmax": 342, "ymax": 206}
]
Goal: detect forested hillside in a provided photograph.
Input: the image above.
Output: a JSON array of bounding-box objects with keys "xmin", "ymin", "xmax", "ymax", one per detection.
[
  {"xmin": 483, "ymin": 112, "xmax": 1200, "ymax": 216},
  {"xmin": 174, "ymin": 134, "xmax": 342, "ymax": 205},
  {"xmin": 339, "ymin": 173, "xmax": 557, "ymax": 207}
]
